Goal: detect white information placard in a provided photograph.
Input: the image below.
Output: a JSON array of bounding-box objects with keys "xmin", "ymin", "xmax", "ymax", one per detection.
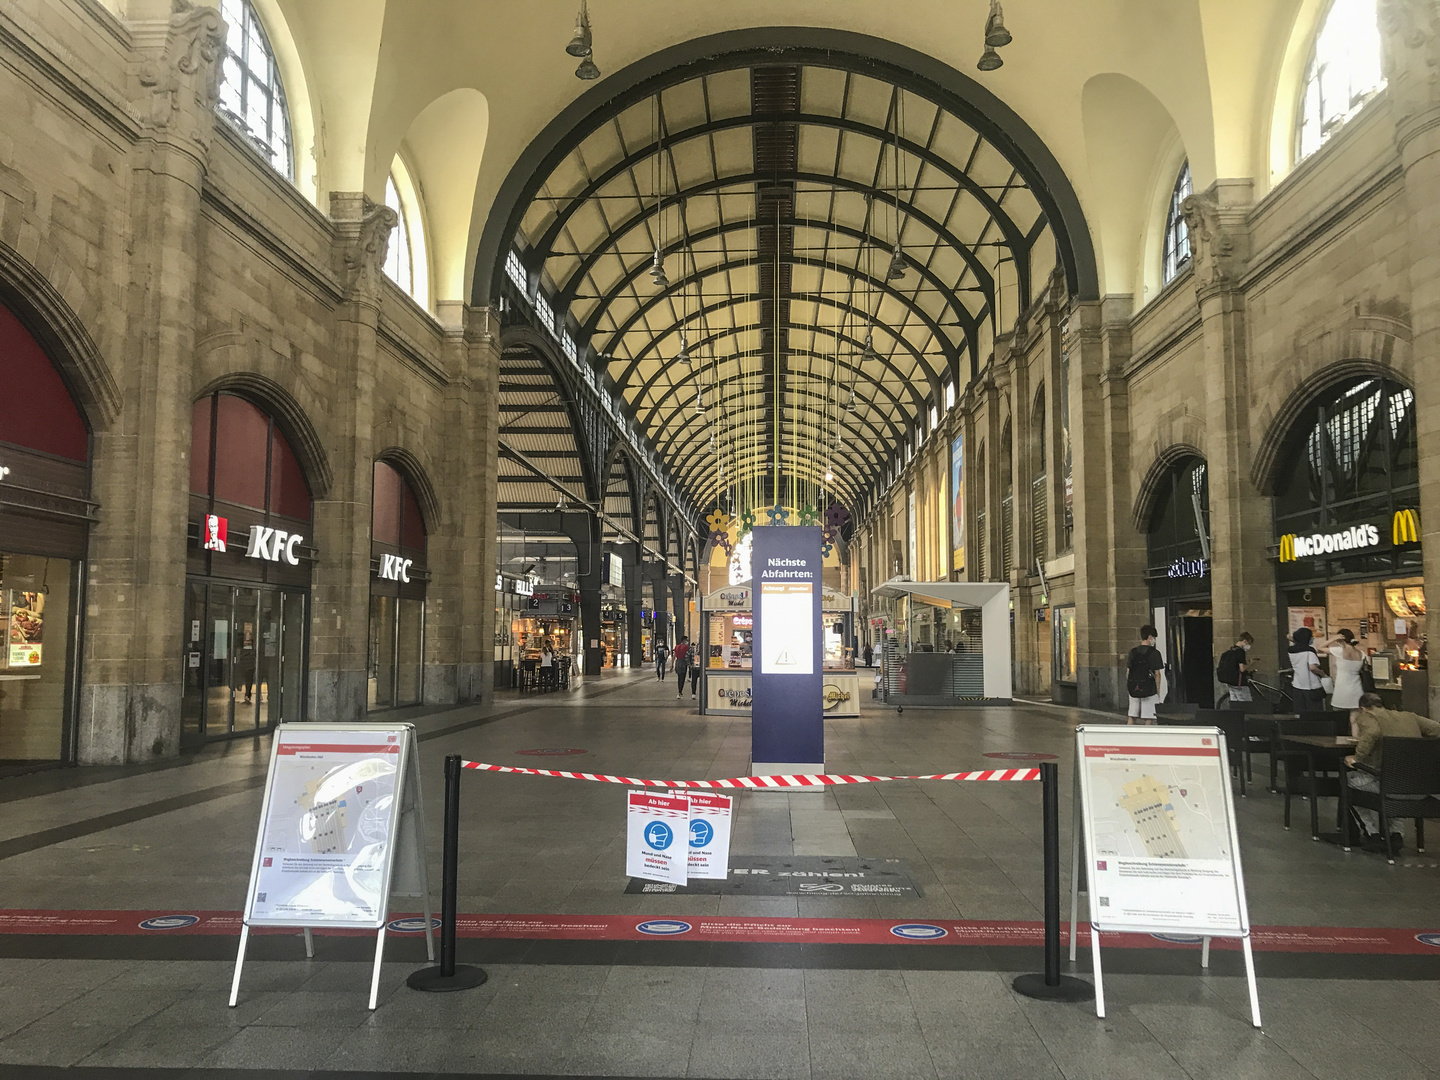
[
  {"xmin": 231, "ymin": 723, "xmax": 430, "ymax": 1010},
  {"xmin": 1072, "ymin": 725, "xmax": 1260, "ymax": 1026},
  {"xmin": 759, "ymin": 582, "xmax": 813, "ymax": 674},
  {"xmin": 626, "ymin": 790, "xmax": 690, "ymax": 885},
  {"xmin": 686, "ymin": 792, "xmax": 732, "ymax": 880}
]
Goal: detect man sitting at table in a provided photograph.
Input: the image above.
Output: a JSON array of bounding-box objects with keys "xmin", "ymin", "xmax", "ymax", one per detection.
[{"xmin": 1344, "ymin": 693, "xmax": 1440, "ymax": 854}]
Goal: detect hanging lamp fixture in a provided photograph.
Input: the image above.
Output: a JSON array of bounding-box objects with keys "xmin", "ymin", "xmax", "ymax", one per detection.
[
  {"xmin": 650, "ymin": 95, "xmax": 669, "ymax": 288},
  {"xmin": 566, "ymin": 0, "xmax": 592, "ymax": 56},
  {"xmin": 978, "ymin": 0, "xmax": 1011, "ymax": 70},
  {"xmin": 887, "ymin": 93, "xmax": 908, "ymax": 281}
]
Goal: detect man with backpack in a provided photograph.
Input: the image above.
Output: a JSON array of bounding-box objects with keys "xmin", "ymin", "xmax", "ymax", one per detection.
[
  {"xmin": 1125, "ymin": 625, "xmax": 1167, "ymax": 724},
  {"xmin": 1216, "ymin": 632, "xmax": 1254, "ymax": 707}
]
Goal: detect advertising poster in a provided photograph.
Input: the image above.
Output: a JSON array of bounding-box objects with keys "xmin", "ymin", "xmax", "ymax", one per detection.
[
  {"xmin": 686, "ymin": 792, "xmax": 733, "ymax": 880},
  {"xmin": 759, "ymin": 583, "xmax": 815, "ymax": 674},
  {"xmin": 8, "ymin": 590, "xmax": 43, "ymax": 667},
  {"xmin": 706, "ymin": 674, "xmax": 752, "ymax": 712},
  {"xmin": 246, "ymin": 727, "xmax": 405, "ymax": 926},
  {"xmin": 951, "ymin": 432, "xmax": 965, "ymax": 571},
  {"xmin": 1077, "ymin": 727, "xmax": 1245, "ymax": 933},
  {"xmin": 907, "ymin": 490, "xmax": 918, "ymax": 577},
  {"xmin": 1287, "ymin": 606, "xmax": 1327, "ymax": 642},
  {"xmin": 626, "ymin": 790, "xmax": 690, "ymax": 885}
]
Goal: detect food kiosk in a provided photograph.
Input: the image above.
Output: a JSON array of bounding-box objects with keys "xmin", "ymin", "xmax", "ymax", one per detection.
[
  {"xmin": 698, "ymin": 580, "xmax": 860, "ymax": 717},
  {"xmin": 869, "ymin": 579, "xmax": 1012, "ymax": 706}
]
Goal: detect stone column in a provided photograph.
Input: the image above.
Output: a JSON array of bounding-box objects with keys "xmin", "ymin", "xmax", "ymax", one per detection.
[
  {"xmin": 308, "ymin": 194, "xmax": 396, "ymax": 721},
  {"xmin": 1097, "ymin": 298, "xmax": 1148, "ymax": 672},
  {"xmin": 1379, "ymin": 0, "xmax": 1440, "ymax": 714},
  {"xmin": 432, "ymin": 301, "xmax": 500, "ymax": 704},
  {"xmin": 82, "ymin": 1, "xmax": 225, "ymax": 762}
]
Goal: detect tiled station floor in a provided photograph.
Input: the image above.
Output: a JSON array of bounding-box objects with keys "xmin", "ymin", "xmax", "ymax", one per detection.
[{"xmin": 2, "ymin": 670, "xmax": 1440, "ymax": 1079}]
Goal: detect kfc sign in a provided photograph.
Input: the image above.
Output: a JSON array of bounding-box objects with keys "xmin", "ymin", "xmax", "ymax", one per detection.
[
  {"xmin": 377, "ymin": 554, "xmax": 412, "ymax": 582},
  {"xmin": 202, "ymin": 514, "xmax": 228, "ymax": 552},
  {"xmin": 245, "ymin": 525, "xmax": 302, "ymax": 566}
]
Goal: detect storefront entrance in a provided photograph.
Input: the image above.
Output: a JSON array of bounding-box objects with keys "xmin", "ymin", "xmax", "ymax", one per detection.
[
  {"xmin": 182, "ymin": 582, "xmax": 305, "ymax": 741},
  {"xmin": 1145, "ymin": 456, "xmax": 1214, "ymax": 707}
]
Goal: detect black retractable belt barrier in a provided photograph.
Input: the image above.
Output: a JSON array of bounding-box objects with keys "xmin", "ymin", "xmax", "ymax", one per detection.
[
  {"xmin": 1012, "ymin": 761, "xmax": 1093, "ymax": 1002},
  {"xmin": 408, "ymin": 754, "xmax": 488, "ymax": 993}
]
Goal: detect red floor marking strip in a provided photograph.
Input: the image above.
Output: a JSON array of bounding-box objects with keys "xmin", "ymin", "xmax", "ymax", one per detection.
[{"xmin": 1, "ymin": 910, "xmax": 1438, "ymax": 955}]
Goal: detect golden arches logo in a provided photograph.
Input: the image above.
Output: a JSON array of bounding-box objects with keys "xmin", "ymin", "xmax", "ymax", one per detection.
[
  {"xmin": 1394, "ymin": 508, "xmax": 1420, "ymax": 546},
  {"xmin": 1278, "ymin": 534, "xmax": 1296, "ymax": 563}
]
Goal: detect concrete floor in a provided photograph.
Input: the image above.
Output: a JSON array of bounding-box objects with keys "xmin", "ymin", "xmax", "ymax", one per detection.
[{"xmin": 1, "ymin": 670, "xmax": 1439, "ymax": 1078}]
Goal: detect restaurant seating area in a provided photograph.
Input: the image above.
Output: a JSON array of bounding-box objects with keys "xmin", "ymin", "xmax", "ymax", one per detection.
[
  {"xmin": 517, "ymin": 655, "xmax": 572, "ymax": 694},
  {"xmin": 1155, "ymin": 704, "xmax": 1440, "ymax": 859}
]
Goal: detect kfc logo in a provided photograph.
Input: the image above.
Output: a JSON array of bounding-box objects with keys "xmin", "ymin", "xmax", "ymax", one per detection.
[
  {"xmin": 245, "ymin": 525, "xmax": 303, "ymax": 566},
  {"xmin": 377, "ymin": 553, "xmax": 412, "ymax": 582},
  {"xmin": 203, "ymin": 514, "xmax": 228, "ymax": 552}
]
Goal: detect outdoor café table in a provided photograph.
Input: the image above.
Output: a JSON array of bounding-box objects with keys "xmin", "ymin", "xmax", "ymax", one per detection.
[{"xmin": 1280, "ymin": 734, "xmax": 1359, "ymax": 843}]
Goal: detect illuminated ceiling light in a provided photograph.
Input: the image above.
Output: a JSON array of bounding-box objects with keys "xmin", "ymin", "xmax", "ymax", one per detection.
[
  {"xmin": 565, "ymin": 1, "xmax": 593, "ymax": 57},
  {"xmin": 825, "ymin": 469, "xmax": 834, "ymax": 484},
  {"xmin": 985, "ymin": 1, "xmax": 1013, "ymax": 48},
  {"xmin": 887, "ymin": 242, "xmax": 908, "ymax": 281},
  {"xmin": 576, "ymin": 54, "xmax": 601, "ymax": 80},
  {"xmin": 977, "ymin": 47, "xmax": 1003, "ymax": 72}
]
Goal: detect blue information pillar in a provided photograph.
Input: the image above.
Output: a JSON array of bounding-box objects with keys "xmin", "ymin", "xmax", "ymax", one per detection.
[{"xmin": 750, "ymin": 525, "xmax": 824, "ymax": 773}]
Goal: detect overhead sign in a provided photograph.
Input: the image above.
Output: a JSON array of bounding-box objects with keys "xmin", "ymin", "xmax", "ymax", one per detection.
[
  {"xmin": 1278, "ymin": 523, "xmax": 1380, "ymax": 562},
  {"xmin": 246, "ymin": 525, "xmax": 303, "ymax": 566},
  {"xmin": 1167, "ymin": 557, "xmax": 1207, "ymax": 579},
  {"xmin": 511, "ymin": 576, "xmax": 533, "ymax": 596},
  {"xmin": 376, "ymin": 554, "xmax": 412, "ymax": 582},
  {"xmin": 704, "ymin": 585, "xmax": 751, "ymax": 611},
  {"xmin": 751, "ymin": 526, "xmax": 823, "ymax": 771},
  {"xmin": 626, "ymin": 790, "xmax": 689, "ymax": 886},
  {"xmin": 232, "ymin": 723, "xmax": 431, "ymax": 1009},
  {"xmin": 203, "ymin": 514, "xmax": 228, "ymax": 553},
  {"xmin": 685, "ymin": 792, "xmax": 732, "ymax": 880},
  {"xmin": 1072, "ymin": 723, "xmax": 1260, "ymax": 1025}
]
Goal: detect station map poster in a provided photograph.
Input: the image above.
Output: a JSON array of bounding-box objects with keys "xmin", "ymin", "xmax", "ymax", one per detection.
[
  {"xmin": 242, "ymin": 724, "xmax": 424, "ymax": 928},
  {"xmin": 951, "ymin": 432, "xmax": 965, "ymax": 571},
  {"xmin": 1075, "ymin": 725, "xmax": 1247, "ymax": 933},
  {"xmin": 750, "ymin": 525, "xmax": 823, "ymax": 769}
]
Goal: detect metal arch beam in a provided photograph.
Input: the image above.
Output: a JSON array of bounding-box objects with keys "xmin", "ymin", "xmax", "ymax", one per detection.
[
  {"xmin": 475, "ymin": 31, "xmax": 1098, "ymax": 309},
  {"xmin": 572, "ymin": 171, "xmax": 992, "ymax": 339},
  {"xmin": 637, "ymin": 321, "xmax": 924, "ymax": 436},
  {"xmin": 601, "ymin": 444, "xmax": 644, "ymax": 540},
  {"xmin": 499, "ymin": 326, "xmax": 606, "ymax": 503},
  {"xmin": 671, "ymin": 430, "xmax": 878, "ymax": 504},
  {"xmin": 534, "ymin": 111, "xmax": 1027, "ymax": 276},
  {"xmin": 608, "ymin": 260, "xmax": 953, "ymax": 401},
  {"xmin": 657, "ymin": 373, "xmax": 898, "ymax": 473},
  {"xmin": 678, "ymin": 437, "xmax": 870, "ymax": 506},
  {"xmin": 590, "ymin": 215, "xmax": 981, "ymax": 370}
]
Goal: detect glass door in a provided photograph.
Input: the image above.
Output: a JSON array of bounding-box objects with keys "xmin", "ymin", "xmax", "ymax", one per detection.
[
  {"xmin": 255, "ymin": 589, "xmax": 281, "ymax": 729},
  {"xmin": 205, "ymin": 584, "xmax": 234, "ymax": 736},
  {"xmin": 232, "ymin": 588, "xmax": 260, "ymax": 733},
  {"xmin": 181, "ymin": 582, "xmax": 206, "ymax": 746},
  {"xmin": 279, "ymin": 589, "xmax": 306, "ymax": 724}
]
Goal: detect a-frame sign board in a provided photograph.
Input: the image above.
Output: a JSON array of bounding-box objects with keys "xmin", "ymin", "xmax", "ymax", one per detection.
[{"xmin": 230, "ymin": 723, "xmax": 433, "ymax": 1010}]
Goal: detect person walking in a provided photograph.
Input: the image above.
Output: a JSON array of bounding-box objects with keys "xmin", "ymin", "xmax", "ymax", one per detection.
[
  {"xmin": 1326, "ymin": 629, "xmax": 1365, "ymax": 711},
  {"xmin": 673, "ymin": 637, "xmax": 691, "ymax": 698},
  {"xmin": 1125, "ymin": 625, "xmax": 1166, "ymax": 724},
  {"xmin": 1216, "ymin": 632, "xmax": 1254, "ymax": 707},
  {"xmin": 689, "ymin": 651, "xmax": 701, "ymax": 699},
  {"xmin": 862, "ymin": 643, "xmax": 873, "ymax": 668},
  {"xmin": 655, "ymin": 639, "xmax": 668, "ymax": 680},
  {"xmin": 1287, "ymin": 627, "xmax": 1326, "ymax": 712}
]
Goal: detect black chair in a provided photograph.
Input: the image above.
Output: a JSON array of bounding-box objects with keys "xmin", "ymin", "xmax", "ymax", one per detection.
[
  {"xmin": 1341, "ymin": 736, "xmax": 1440, "ymax": 863},
  {"xmin": 1238, "ymin": 713, "xmax": 1282, "ymax": 786},
  {"xmin": 1155, "ymin": 703, "xmax": 1199, "ymax": 720},
  {"xmin": 1156, "ymin": 711, "xmax": 1247, "ymax": 796},
  {"xmin": 1274, "ymin": 714, "xmax": 1350, "ymax": 836},
  {"xmin": 518, "ymin": 658, "xmax": 539, "ymax": 693}
]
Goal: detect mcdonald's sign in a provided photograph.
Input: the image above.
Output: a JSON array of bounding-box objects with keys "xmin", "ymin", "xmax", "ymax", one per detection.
[
  {"xmin": 1394, "ymin": 508, "xmax": 1420, "ymax": 546},
  {"xmin": 1278, "ymin": 523, "xmax": 1381, "ymax": 562},
  {"xmin": 1279, "ymin": 533, "xmax": 1295, "ymax": 563}
]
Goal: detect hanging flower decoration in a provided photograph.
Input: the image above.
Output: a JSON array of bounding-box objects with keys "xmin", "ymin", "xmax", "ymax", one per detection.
[
  {"xmin": 798, "ymin": 504, "xmax": 819, "ymax": 526},
  {"xmin": 824, "ymin": 502, "xmax": 850, "ymax": 531},
  {"xmin": 713, "ymin": 534, "xmax": 733, "ymax": 557},
  {"xmin": 821, "ymin": 524, "xmax": 837, "ymax": 546},
  {"xmin": 739, "ymin": 508, "xmax": 757, "ymax": 534},
  {"xmin": 705, "ymin": 509, "xmax": 731, "ymax": 536},
  {"xmin": 821, "ymin": 540, "xmax": 835, "ymax": 559},
  {"xmin": 766, "ymin": 504, "xmax": 790, "ymax": 526}
]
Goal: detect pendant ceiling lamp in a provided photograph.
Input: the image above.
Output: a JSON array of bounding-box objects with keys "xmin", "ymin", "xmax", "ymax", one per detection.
[
  {"xmin": 978, "ymin": 0, "xmax": 1011, "ymax": 70},
  {"xmin": 887, "ymin": 93, "xmax": 908, "ymax": 281},
  {"xmin": 566, "ymin": 1, "xmax": 592, "ymax": 56},
  {"xmin": 678, "ymin": 329, "xmax": 690, "ymax": 364},
  {"xmin": 576, "ymin": 55, "xmax": 600, "ymax": 80}
]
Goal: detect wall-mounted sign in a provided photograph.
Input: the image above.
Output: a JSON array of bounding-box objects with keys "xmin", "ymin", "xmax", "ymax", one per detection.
[
  {"xmin": 704, "ymin": 586, "xmax": 751, "ymax": 611},
  {"xmin": 203, "ymin": 514, "xmax": 228, "ymax": 553},
  {"xmin": 1167, "ymin": 557, "xmax": 1208, "ymax": 579},
  {"xmin": 8, "ymin": 590, "xmax": 43, "ymax": 667},
  {"xmin": 1278, "ymin": 523, "xmax": 1381, "ymax": 562},
  {"xmin": 511, "ymin": 577, "xmax": 533, "ymax": 596},
  {"xmin": 731, "ymin": 614, "xmax": 753, "ymax": 628},
  {"xmin": 376, "ymin": 554, "xmax": 412, "ymax": 583},
  {"xmin": 607, "ymin": 552, "xmax": 624, "ymax": 587},
  {"xmin": 246, "ymin": 525, "xmax": 303, "ymax": 566},
  {"xmin": 1393, "ymin": 508, "xmax": 1420, "ymax": 546}
]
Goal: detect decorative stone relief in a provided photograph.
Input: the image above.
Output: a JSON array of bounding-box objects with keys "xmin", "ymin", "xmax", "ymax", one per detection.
[
  {"xmin": 1180, "ymin": 191, "xmax": 1244, "ymax": 294},
  {"xmin": 1378, "ymin": 0, "xmax": 1440, "ymax": 134},
  {"xmin": 138, "ymin": 0, "xmax": 226, "ymax": 148},
  {"xmin": 336, "ymin": 198, "xmax": 399, "ymax": 302}
]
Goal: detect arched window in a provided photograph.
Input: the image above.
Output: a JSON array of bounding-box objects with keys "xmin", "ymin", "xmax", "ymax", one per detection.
[
  {"xmin": 190, "ymin": 393, "xmax": 312, "ymax": 520},
  {"xmin": 1297, "ymin": 0, "xmax": 1386, "ymax": 162},
  {"xmin": 1162, "ymin": 161, "xmax": 1192, "ymax": 285},
  {"xmin": 383, "ymin": 175, "xmax": 413, "ymax": 295},
  {"xmin": 217, "ymin": 0, "xmax": 293, "ymax": 180},
  {"xmin": 382, "ymin": 157, "xmax": 430, "ymax": 309}
]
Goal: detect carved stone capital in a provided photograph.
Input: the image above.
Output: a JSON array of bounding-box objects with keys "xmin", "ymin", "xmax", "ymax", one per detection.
[
  {"xmin": 1180, "ymin": 190, "xmax": 1247, "ymax": 297},
  {"xmin": 1378, "ymin": 0, "xmax": 1440, "ymax": 141},
  {"xmin": 332, "ymin": 195, "xmax": 399, "ymax": 304},
  {"xmin": 137, "ymin": 1, "xmax": 226, "ymax": 150}
]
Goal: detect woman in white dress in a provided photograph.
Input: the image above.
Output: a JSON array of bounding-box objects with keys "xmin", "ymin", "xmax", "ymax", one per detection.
[{"xmin": 1326, "ymin": 629, "xmax": 1365, "ymax": 711}]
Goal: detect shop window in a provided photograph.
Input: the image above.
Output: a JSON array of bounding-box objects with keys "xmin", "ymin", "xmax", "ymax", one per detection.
[
  {"xmin": 1162, "ymin": 161, "xmax": 1192, "ymax": 285},
  {"xmin": 1297, "ymin": 0, "xmax": 1386, "ymax": 162},
  {"xmin": 368, "ymin": 460, "xmax": 428, "ymax": 710},
  {"xmin": 217, "ymin": 0, "xmax": 293, "ymax": 180},
  {"xmin": 190, "ymin": 393, "xmax": 313, "ymax": 520}
]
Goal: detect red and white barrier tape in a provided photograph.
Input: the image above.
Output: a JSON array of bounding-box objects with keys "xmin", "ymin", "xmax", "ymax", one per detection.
[{"xmin": 460, "ymin": 760, "xmax": 1039, "ymax": 788}]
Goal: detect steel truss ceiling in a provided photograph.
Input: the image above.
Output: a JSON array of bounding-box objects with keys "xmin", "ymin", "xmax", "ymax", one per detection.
[{"xmin": 514, "ymin": 59, "xmax": 1056, "ymax": 509}]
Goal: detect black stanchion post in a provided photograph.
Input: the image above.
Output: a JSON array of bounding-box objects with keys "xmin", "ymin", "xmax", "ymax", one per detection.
[
  {"xmin": 408, "ymin": 754, "xmax": 488, "ymax": 992},
  {"xmin": 1013, "ymin": 761, "xmax": 1093, "ymax": 1002}
]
